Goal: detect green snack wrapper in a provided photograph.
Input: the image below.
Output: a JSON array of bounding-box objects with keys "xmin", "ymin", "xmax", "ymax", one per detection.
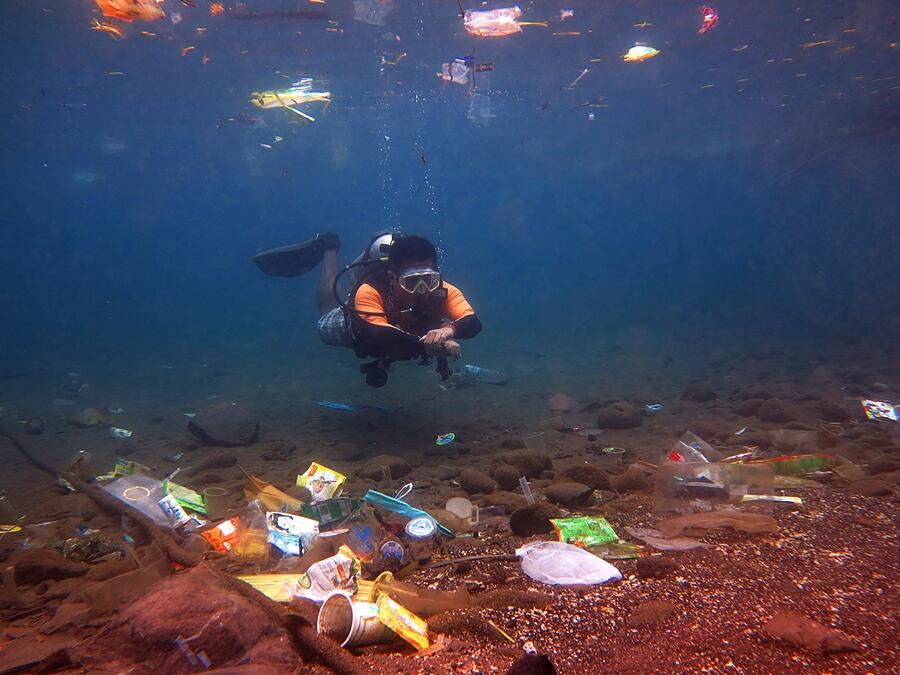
[
  {"xmin": 748, "ymin": 453, "xmax": 836, "ymax": 476},
  {"xmin": 551, "ymin": 516, "xmax": 620, "ymax": 548},
  {"xmin": 164, "ymin": 480, "xmax": 207, "ymax": 515}
]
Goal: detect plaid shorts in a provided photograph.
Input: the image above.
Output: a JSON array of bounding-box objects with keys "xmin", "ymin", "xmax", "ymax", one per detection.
[{"xmin": 317, "ymin": 307, "xmax": 354, "ymax": 348}]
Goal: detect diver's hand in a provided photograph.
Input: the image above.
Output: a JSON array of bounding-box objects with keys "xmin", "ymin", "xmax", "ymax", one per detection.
[{"xmin": 421, "ymin": 326, "xmax": 456, "ymax": 355}]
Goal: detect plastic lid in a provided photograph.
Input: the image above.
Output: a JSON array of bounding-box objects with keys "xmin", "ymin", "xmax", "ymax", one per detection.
[
  {"xmin": 405, "ymin": 517, "xmax": 436, "ymax": 539},
  {"xmin": 380, "ymin": 539, "xmax": 405, "ymax": 561}
]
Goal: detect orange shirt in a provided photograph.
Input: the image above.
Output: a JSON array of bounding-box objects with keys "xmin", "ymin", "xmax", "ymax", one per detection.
[{"xmin": 354, "ymin": 281, "xmax": 474, "ymax": 332}]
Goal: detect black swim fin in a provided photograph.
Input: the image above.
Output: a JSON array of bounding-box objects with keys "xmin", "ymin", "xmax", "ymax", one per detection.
[{"xmin": 252, "ymin": 233, "xmax": 340, "ymax": 277}]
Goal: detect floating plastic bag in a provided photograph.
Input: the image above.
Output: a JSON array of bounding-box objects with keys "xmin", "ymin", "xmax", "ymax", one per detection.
[
  {"xmin": 515, "ymin": 541, "xmax": 622, "ymax": 586},
  {"xmin": 464, "ymin": 7, "xmax": 522, "ymax": 37},
  {"xmin": 438, "ymin": 59, "xmax": 470, "ymax": 86},
  {"xmin": 353, "ymin": 0, "xmax": 394, "ymax": 26}
]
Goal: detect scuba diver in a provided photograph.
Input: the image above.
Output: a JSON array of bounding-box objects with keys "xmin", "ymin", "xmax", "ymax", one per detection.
[{"xmin": 252, "ymin": 232, "xmax": 482, "ymax": 387}]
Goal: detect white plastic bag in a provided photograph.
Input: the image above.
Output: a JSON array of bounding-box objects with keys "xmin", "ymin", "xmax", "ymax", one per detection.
[{"xmin": 516, "ymin": 541, "xmax": 622, "ymax": 586}]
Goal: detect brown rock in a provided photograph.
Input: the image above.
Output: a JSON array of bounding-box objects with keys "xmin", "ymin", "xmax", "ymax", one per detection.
[
  {"xmin": 817, "ymin": 400, "xmax": 853, "ymax": 423},
  {"xmin": 509, "ymin": 502, "xmax": 563, "ymax": 537},
  {"xmin": 847, "ymin": 478, "xmax": 893, "ymax": 496},
  {"xmin": 496, "ymin": 450, "xmax": 553, "ymax": 478},
  {"xmin": 611, "ymin": 465, "xmax": 653, "ymax": 492},
  {"xmin": 757, "ymin": 399, "xmax": 795, "ymax": 423},
  {"xmin": 636, "ymin": 556, "xmax": 679, "ymax": 579},
  {"xmin": 596, "ymin": 401, "xmax": 643, "ymax": 429},
  {"xmin": 544, "ymin": 481, "xmax": 594, "ymax": 508},
  {"xmin": 11, "ymin": 549, "xmax": 89, "ymax": 586},
  {"xmin": 67, "ymin": 407, "xmax": 107, "ymax": 429},
  {"xmin": 458, "ymin": 469, "xmax": 498, "ymax": 495},
  {"xmin": 482, "ymin": 490, "xmax": 528, "ymax": 513},
  {"xmin": 741, "ymin": 386, "xmax": 773, "ymax": 400},
  {"xmin": 492, "ymin": 463, "xmax": 522, "ymax": 491},
  {"xmin": 360, "ymin": 454, "xmax": 412, "ymax": 480},
  {"xmin": 736, "ymin": 399, "xmax": 765, "ymax": 417},
  {"xmin": 627, "ymin": 600, "xmax": 677, "ymax": 627},
  {"xmin": 559, "ymin": 463, "xmax": 610, "ymax": 491},
  {"xmin": 185, "ymin": 453, "xmax": 238, "ymax": 478},
  {"xmin": 762, "ymin": 610, "xmax": 858, "ymax": 654},
  {"xmin": 187, "ymin": 401, "xmax": 260, "ymax": 447},
  {"xmin": 681, "ymin": 385, "xmax": 717, "ymax": 403}
]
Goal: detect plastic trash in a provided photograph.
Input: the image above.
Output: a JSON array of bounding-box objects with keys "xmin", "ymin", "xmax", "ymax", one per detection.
[
  {"xmin": 301, "ymin": 498, "xmax": 362, "ymax": 529},
  {"xmin": 353, "ymin": 0, "xmax": 394, "ymax": 26},
  {"xmin": 861, "ymin": 399, "xmax": 897, "ymax": 421},
  {"xmin": 297, "ymin": 462, "xmax": 346, "ymax": 502},
  {"xmin": 362, "ymin": 490, "xmax": 453, "ymax": 537},
  {"xmin": 245, "ymin": 474, "xmax": 304, "ymax": 513},
  {"xmin": 519, "ymin": 476, "xmax": 536, "ymax": 505},
  {"xmin": 102, "ymin": 474, "xmax": 172, "ymax": 527},
  {"xmin": 656, "ymin": 509, "xmax": 778, "ymax": 538},
  {"xmin": 109, "ymin": 427, "xmax": 133, "ymax": 439},
  {"xmin": 200, "ymin": 517, "xmax": 239, "ymax": 553},
  {"xmin": 438, "ymin": 59, "xmax": 471, "ymax": 86},
  {"xmin": 376, "ymin": 593, "xmax": 430, "ymax": 650},
  {"xmin": 666, "ymin": 431, "xmax": 718, "ymax": 463},
  {"xmin": 318, "ymin": 400, "xmax": 356, "ymax": 412},
  {"xmin": 231, "ymin": 501, "xmax": 270, "ymax": 562},
  {"xmin": 445, "ymin": 497, "xmax": 475, "ymax": 522},
  {"xmin": 654, "ymin": 459, "xmax": 774, "ymax": 513},
  {"xmin": 318, "ymin": 590, "xmax": 395, "ymax": 648},
  {"xmin": 745, "ymin": 453, "xmax": 837, "ymax": 475},
  {"xmin": 551, "ymin": 516, "xmax": 619, "ymax": 548},
  {"xmin": 464, "ymin": 364, "xmax": 507, "ymax": 385},
  {"xmin": 287, "ymin": 546, "xmax": 359, "ymax": 603},
  {"xmin": 463, "ymin": 7, "xmax": 522, "ymax": 37},
  {"xmin": 624, "ymin": 526, "xmax": 708, "ymax": 552},
  {"xmin": 358, "ymin": 571, "xmax": 473, "ymax": 617},
  {"xmin": 404, "ymin": 517, "xmax": 436, "ymax": 562},
  {"xmin": 516, "ymin": 541, "xmax": 622, "ymax": 586},
  {"xmin": 435, "ymin": 433, "xmax": 455, "ymax": 446},
  {"xmin": 267, "ymin": 511, "xmax": 319, "ymax": 556}
]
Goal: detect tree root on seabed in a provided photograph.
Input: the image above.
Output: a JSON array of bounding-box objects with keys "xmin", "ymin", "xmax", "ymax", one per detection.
[{"xmin": 0, "ymin": 430, "xmax": 364, "ymax": 674}]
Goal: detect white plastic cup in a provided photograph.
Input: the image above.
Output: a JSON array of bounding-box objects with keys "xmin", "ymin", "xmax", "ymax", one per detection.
[
  {"xmin": 317, "ymin": 591, "xmax": 395, "ymax": 648},
  {"xmin": 203, "ymin": 487, "xmax": 230, "ymax": 521}
]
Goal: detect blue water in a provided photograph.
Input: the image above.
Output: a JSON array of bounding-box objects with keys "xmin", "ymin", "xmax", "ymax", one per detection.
[{"xmin": 1, "ymin": 0, "xmax": 898, "ymax": 388}]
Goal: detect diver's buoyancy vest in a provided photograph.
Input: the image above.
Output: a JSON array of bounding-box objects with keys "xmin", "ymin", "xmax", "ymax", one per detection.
[{"xmin": 348, "ymin": 273, "xmax": 445, "ymax": 359}]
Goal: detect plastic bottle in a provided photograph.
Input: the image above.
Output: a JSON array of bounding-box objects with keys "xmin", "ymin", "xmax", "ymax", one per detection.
[
  {"xmin": 463, "ymin": 364, "xmax": 507, "ymax": 385},
  {"xmin": 231, "ymin": 500, "xmax": 269, "ymax": 563}
]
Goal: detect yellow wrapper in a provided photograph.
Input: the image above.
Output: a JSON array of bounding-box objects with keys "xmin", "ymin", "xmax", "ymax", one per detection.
[
  {"xmin": 296, "ymin": 462, "xmax": 346, "ymax": 502},
  {"xmin": 376, "ymin": 593, "xmax": 430, "ymax": 650},
  {"xmin": 245, "ymin": 474, "xmax": 304, "ymax": 513}
]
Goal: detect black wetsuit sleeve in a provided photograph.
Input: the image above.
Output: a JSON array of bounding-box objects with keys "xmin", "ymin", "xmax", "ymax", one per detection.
[
  {"xmin": 355, "ymin": 322, "xmax": 424, "ymax": 361},
  {"xmin": 452, "ymin": 314, "xmax": 482, "ymax": 340}
]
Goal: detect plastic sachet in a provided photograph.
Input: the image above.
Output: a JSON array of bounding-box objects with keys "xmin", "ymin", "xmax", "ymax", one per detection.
[
  {"xmin": 516, "ymin": 541, "xmax": 622, "ymax": 586},
  {"xmin": 297, "ymin": 462, "xmax": 346, "ymax": 502},
  {"xmin": 464, "ymin": 7, "xmax": 523, "ymax": 37},
  {"xmin": 376, "ymin": 593, "xmax": 430, "ymax": 650},
  {"xmin": 288, "ymin": 546, "xmax": 360, "ymax": 603},
  {"xmin": 267, "ymin": 512, "xmax": 319, "ymax": 556},
  {"xmin": 102, "ymin": 474, "xmax": 171, "ymax": 527}
]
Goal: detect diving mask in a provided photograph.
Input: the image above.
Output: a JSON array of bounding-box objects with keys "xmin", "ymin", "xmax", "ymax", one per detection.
[{"xmin": 397, "ymin": 267, "xmax": 441, "ymax": 295}]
